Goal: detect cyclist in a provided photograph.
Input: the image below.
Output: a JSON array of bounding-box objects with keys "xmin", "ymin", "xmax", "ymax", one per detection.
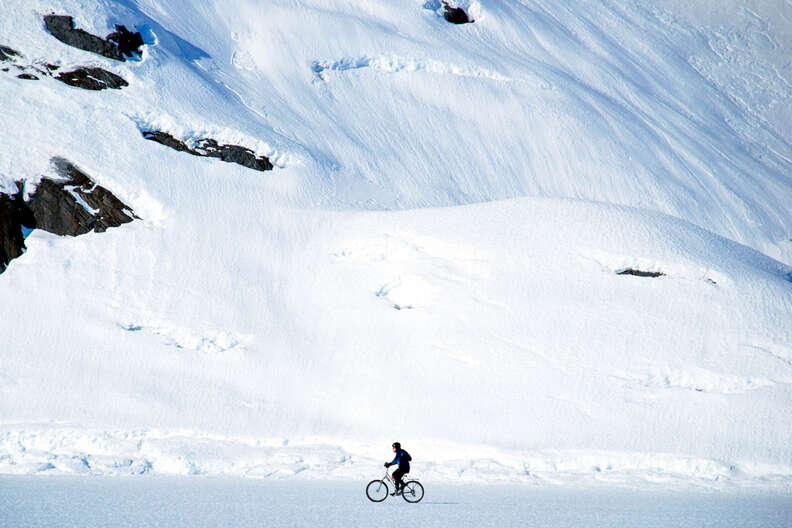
[{"xmin": 384, "ymin": 442, "xmax": 411, "ymax": 495}]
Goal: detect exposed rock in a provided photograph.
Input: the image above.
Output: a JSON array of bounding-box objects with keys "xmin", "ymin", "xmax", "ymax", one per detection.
[
  {"xmin": 0, "ymin": 45, "xmax": 103, "ymax": 88},
  {"xmin": 0, "ymin": 158, "xmax": 138, "ymax": 274},
  {"xmin": 44, "ymin": 15, "xmax": 143, "ymax": 61},
  {"xmin": 27, "ymin": 157, "xmax": 138, "ymax": 235},
  {"xmin": 55, "ymin": 67, "xmax": 128, "ymax": 90},
  {"xmin": 106, "ymin": 25, "xmax": 145, "ymax": 58},
  {"xmin": 0, "ymin": 45, "xmax": 20, "ymax": 61},
  {"xmin": 442, "ymin": 2, "xmax": 473, "ymax": 24},
  {"xmin": 142, "ymin": 130, "xmax": 274, "ymax": 172},
  {"xmin": 617, "ymin": 269, "xmax": 665, "ymax": 278},
  {"xmin": 0, "ymin": 190, "xmax": 29, "ymax": 274},
  {"xmin": 44, "ymin": 15, "xmax": 124, "ymax": 61}
]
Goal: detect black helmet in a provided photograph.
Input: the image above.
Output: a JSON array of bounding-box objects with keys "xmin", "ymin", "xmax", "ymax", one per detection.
[{"xmin": 392, "ymin": 442, "xmax": 401, "ymax": 449}]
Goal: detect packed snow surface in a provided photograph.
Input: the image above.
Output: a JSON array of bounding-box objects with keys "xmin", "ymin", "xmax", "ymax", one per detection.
[
  {"xmin": 1, "ymin": 0, "xmax": 791, "ymax": 490},
  {"xmin": 2, "ymin": 477, "xmax": 792, "ymax": 528}
]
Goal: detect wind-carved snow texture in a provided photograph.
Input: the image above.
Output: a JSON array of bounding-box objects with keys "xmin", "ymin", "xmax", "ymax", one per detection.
[
  {"xmin": 685, "ymin": 9, "xmax": 792, "ymax": 140},
  {"xmin": 334, "ymin": 232, "xmax": 488, "ymax": 311},
  {"xmin": 311, "ymin": 55, "xmax": 510, "ymax": 83},
  {"xmin": 120, "ymin": 321, "xmax": 250, "ymax": 355}
]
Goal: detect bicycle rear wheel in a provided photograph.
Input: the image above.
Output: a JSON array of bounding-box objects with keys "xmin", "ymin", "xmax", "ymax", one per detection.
[
  {"xmin": 366, "ymin": 479, "xmax": 389, "ymax": 502},
  {"xmin": 401, "ymin": 480, "xmax": 424, "ymax": 503}
]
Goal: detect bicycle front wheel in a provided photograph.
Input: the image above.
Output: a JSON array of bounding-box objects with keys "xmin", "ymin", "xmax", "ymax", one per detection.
[
  {"xmin": 401, "ymin": 481, "xmax": 424, "ymax": 503},
  {"xmin": 366, "ymin": 479, "xmax": 389, "ymax": 502}
]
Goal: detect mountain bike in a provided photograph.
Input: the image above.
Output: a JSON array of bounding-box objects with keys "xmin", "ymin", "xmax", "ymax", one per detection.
[{"xmin": 365, "ymin": 469, "xmax": 424, "ymax": 503}]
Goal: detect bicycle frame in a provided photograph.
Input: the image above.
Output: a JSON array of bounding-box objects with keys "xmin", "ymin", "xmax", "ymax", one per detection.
[
  {"xmin": 383, "ymin": 468, "xmax": 419, "ymax": 486},
  {"xmin": 380, "ymin": 469, "xmax": 396, "ymax": 489},
  {"xmin": 366, "ymin": 468, "xmax": 424, "ymax": 503}
]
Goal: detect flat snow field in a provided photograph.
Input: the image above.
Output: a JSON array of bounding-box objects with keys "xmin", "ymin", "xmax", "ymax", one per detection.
[{"xmin": 1, "ymin": 477, "xmax": 791, "ymax": 528}]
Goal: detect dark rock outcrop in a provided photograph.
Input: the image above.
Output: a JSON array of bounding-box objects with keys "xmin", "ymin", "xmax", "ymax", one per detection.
[
  {"xmin": 0, "ymin": 188, "xmax": 32, "ymax": 274},
  {"xmin": 106, "ymin": 25, "xmax": 145, "ymax": 58},
  {"xmin": 55, "ymin": 67, "xmax": 128, "ymax": 90},
  {"xmin": 44, "ymin": 15, "xmax": 143, "ymax": 61},
  {"xmin": 617, "ymin": 269, "xmax": 665, "ymax": 278},
  {"xmin": 442, "ymin": 2, "xmax": 473, "ymax": 24},
  {"xmin": 142, "ymin": 130, "xmax": 274, "ymax": 172},
  {"xmin": 0, "ymin": 158, "xmax": 138, "ymax": 273},
  {"xmin": 28, "ymin": 157, "xmax": 138, "ymax": 235},
  {"xmin": 0, "ymin": 45, "xmax": 20, "ymax": 61},
  {"xmin": 0, "ymin": 43, "xmax": 124, "ymax": 91}
]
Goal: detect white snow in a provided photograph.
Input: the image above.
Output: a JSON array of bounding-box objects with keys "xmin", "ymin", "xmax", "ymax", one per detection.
[
  {"xmin": 1, "ymin": 0, "xmax": 791, "ymax": 495},
  {"xmin": 1, "ymin": 476, "xmax": 791, "ymax": 528}
]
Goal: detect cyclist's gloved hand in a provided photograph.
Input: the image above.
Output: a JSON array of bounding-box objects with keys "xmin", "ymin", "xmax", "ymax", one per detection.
[{"xmin": 384, "ymin": 463, "xmax": 390, "ymax": 468}]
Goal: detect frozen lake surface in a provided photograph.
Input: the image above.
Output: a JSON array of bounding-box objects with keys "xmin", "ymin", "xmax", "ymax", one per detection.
[{"xmin": 2, "ymin": 476, "xmax": 791, "ymax": 527}]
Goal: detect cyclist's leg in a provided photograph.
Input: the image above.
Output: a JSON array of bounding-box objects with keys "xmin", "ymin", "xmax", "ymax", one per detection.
[{"xmin": 393, "ymin": 467, "xmax": 405, "ymax": 489}]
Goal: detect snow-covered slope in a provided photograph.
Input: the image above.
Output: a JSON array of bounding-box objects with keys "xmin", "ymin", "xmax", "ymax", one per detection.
[{"xmin": 1, "ymin": 0, "xmax": 791, "ymax": 488}]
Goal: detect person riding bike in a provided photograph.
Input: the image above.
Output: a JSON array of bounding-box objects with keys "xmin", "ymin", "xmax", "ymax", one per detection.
[{"xmin": 384, "ymin": 442, "xmax": 411, "ymax": 495}]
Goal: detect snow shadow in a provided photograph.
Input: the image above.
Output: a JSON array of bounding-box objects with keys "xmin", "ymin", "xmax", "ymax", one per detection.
[{"xmin": 109, "ymin": 0, "xmax": 210, "ymax": 62}]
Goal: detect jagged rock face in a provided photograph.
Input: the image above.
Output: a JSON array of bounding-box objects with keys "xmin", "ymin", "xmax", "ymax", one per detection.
[
  {"xmin": 44, "ymin": 15, "xmax": 125, "ymax": 61},
  {"xmin": 0, "ymin": 45, "xmax": 20, "ymax": 61},
  {"xmin": 0, "ymin": 43, "xmax": 125, "ymax": 90},
  {"xmin": 106, "ymin": 26, "xmax": 145, "ymax": 58},
  {"xmin": 0, "ymin": 193, "xmax": 27, "ymax": 274},
  {"xmin": 55, "ymin": 67, "xmax": 128, "ymax": 91},
  {"xmin": 142, "ymin": 130, "xmax": 274, "ymax": 172},
  {"xmin": 44, "ymin": 15, "xmax": 143, "ymax": 61},
  {"xmin": 442, "ymin": 2, "xmax": 472, "ymax": 24},
  {"xmin": 28, "ymin": 157, "xmax": 138, "ymax": 235},
  {"xmin": 0, "ymin": 158, "xmax": 138, "ymax": 273}
]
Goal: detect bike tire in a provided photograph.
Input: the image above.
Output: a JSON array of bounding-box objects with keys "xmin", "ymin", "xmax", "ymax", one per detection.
[
  {"xmin": 366, "ymin": 479, "xmax": 389, "ymax": 502},
  {"xmin": 401, "ymin": 480, "xmax": 424, "ymax": 503}
]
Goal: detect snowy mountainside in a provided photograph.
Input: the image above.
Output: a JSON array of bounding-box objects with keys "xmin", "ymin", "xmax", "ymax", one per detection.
[{"xmin": 1, "ymin": 0, "xmax": 791, "ymax": 488}]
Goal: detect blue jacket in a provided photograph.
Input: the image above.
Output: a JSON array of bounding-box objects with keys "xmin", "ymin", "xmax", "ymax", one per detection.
[{"xmin": 390, "ymin": 449, "xmax": 411, "ymax": 469}]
